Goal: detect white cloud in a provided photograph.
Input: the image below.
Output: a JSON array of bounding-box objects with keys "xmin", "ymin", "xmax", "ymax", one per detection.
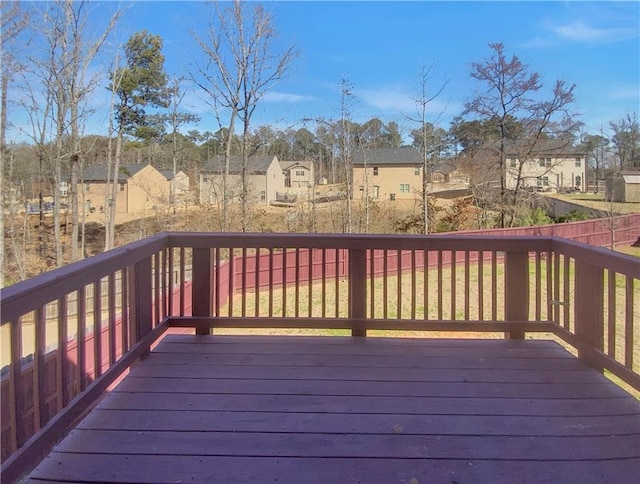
[
  {"xmin": 545, "ymin": 20, "xmax": 637, "ymax": 44},
  {"xmin": 356, "ymin": 86, "xmax": 461, "ymax": 121},
  {"xmin": 262, "ymin": 91, "xmax": 314, "ymax": 103},
  {"xmin": 608, "ymin": 86, "xmax": 640, "ymax": 100}
]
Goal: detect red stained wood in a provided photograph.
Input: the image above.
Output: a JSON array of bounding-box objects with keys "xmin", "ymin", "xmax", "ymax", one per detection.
[{"xmin": 25, "ymin": 336, "xmax": 640, "ymax": 484}]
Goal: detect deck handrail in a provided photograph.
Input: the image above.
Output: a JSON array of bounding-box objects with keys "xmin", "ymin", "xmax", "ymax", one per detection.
[{"xmin": 1, "ymin": 232, "xmax": 638, "ymax": 483}]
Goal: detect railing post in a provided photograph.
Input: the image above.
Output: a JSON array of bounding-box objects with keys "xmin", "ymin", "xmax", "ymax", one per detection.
[
  {"xmin": 505, "ymin": 251, "xmax": 529, "ymax": 339},
  {"xmin": 130, "ymin": 257, "xmax": 153, "ymax": 355},
  {"xmin": 575, "ymin": 260, "xmax": 604, "ymax": 370},
  {"xmin": 349, "ymin": 248, "xmax": 367, "ymax": 337},
  {"xmin": 192, "ymin": 248, "xmax": 212, "ymax": 335}
]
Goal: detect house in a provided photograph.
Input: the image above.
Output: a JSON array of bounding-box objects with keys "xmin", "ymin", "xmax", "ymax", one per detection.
[
  {"xmin": 280, "ymin": 160, "xmax": 315, "ymax": 193},
  {"xmin": 505, "ymin": 142, "xmax": 587, "ymax": 192},
  {"xmin": 606, "ymin": 171, "xmax": 640, "ymax": 202},
  {"xmin": 78, "ymin": 163, "xmax": 171, "ymax": 214},
  {"xmin": 160, "ymin": 169, "xmax": 190, "ymax": 202},
  {"xmin": 199, "ymin": 155, "xmax": 285, "ymax": 206},
  {"xmin": 352, "ymin": 147, "xmax": 423, "ymax": 201}
]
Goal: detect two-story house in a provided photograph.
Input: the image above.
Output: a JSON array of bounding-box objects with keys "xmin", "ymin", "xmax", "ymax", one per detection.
[
  {"xmin": 352, "ymin": 147, "xmax": 423, "ymax": 201},
  {"xmin": 505, "ymin": 142, "xmax": 587, "ymax": 192},
  {"xmin": 78, "ymin": 164, "xmax": 171, "ymax": 214},
  {"xmin": 280, "ymin": 160, "xmax": 315, "ymax": 193},
  {"xmin": 199, "ymin": 155, "xmax": 285, "ymax": 206}
]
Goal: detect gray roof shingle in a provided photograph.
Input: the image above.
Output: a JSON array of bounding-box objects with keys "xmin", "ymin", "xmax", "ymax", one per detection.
[
  {"xmin": 352, "ymin": 147, "xmax": 422, "ymax": 166},
  {"xmin": 202, "ymin": 155, "xmax": 277, "ymax": 175},
  {"xmin": 81, "ymin": 164, "xmax": 149, "ymax": 182}
]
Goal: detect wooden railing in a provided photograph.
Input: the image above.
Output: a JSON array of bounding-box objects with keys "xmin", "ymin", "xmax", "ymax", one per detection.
[{"xmin": 1, "ymin": 232, "xmax": 638, "ymax": 482}]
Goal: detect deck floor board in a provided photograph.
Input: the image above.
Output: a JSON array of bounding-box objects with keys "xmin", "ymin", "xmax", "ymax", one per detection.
[{"xmin": 26, "ymin": 335, "xmax": 640, "ymax": 484}]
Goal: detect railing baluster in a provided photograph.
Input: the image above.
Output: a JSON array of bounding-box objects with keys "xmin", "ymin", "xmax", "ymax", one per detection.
[
  {"xmin": 241, "ymin": 247, "xmax": 247, "ymax": 318},
  {"xmin": 9, "ymin": 317, "xmax": 24, "ymax": 451},
  {"xmin": 451, "ymin": 251, "xmax": 457, "ymax": 320},
  {"xmin": 77, "ymin": 288, "xmax": 87, "ymax": 392},
  {"xmin": 437, "ymin": 251, "xmax": 443, "ymax": 321},
  {"xmin": 268, "ymin": 248, "xmax": 274, "ymax": 318},
  {"xmin": 491, "ymin": 251, "xmax": 497, "ymax": 321},
  {"xmin": 423, "ymin": 249, "xmax": 429, "ymax": 321},
  {"xmin": 625, "ymin": 276, "xmax": 634, "ymax": 370},
  {"xmin": 179, "ymin": 247, "xmax": 186, "ymax": 316},
  {"xmin": 370, "ymin": 249, "xmax": 375, "ymax": 318},
  {"xmin": 214, "ymin": 247, "xmax": 221, "ymax": 318},
  {"xmin": 34, "ymin": 306, "xmax": 46, "ymax": 432},
  {"xmin": 295, "ymin": 248, "xmax": 300, "ymax": 319},
  {"xmin": 282, "ymin": 248, "xmax": 288, "ymax": 318},
  {"xmin": 397, "ymin": 249, "xmax": 402, "ymax": 320},
  {"xmin": 553, "ymin": 252, "xmax": 560, "ymax": 324},
  {"xmin": 383, "ymin": 249, "xmax": 388, "ymax": 319},
  {"xmin": 93, "ymin": 281, "xmax": 102, "ymax": 378},
  {"xmin": 108, "ymin": 274, "xmax": 116, "ymax": 365},
  {"xmin": 308, "ymin": 248, "xmax": 313, "ymax": 318},
  {"xmin": 535, "ymin": 252, "xmax": 542, "ymax": 321},
  {"xmin": 57, "ymin": 295, "xmax": 68, "ymax": 409},
  {"xmin": 321, "ymin": 249, "xmax": 326, "ymax": 318},
  {"xmin": 334, "ymin": 249, "xmax": 339, "ymax": 319},
  {"xmin": 464, "ymin": 251, "xmax": 470, "ymax": 321},
  {"xmin": 478, "ymin": 251, "xmax": 484, "ymax": 321},
  {"xmin": 122, "ymin": 267, "xmax": 129, "ymax": 353},
  {"xmin": 411, "ymin": 250, "xmax": 416, "ymax": 320},
  {"xmin": 256, "ymin": 248, "xmax": 261, "ymax": 318},
  {"xmin": 228, "ymin": 248, "xmax": 235, "ymax": 317},
  {"xmin": 563, "ymin": 256, "xmax": 571, "ymax": 330},
  {"xmin": 168, "ymin": 248, "xmax": 175, "ymax": 316},
  {"xmin": 607, "ymin": 270, "xmax": 616, "ymax": 358}
]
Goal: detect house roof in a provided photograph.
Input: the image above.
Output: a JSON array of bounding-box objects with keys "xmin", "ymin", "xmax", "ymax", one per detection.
[
  {"xmin": 159, "ymin": 169, "xmax": 187, "ymax": 180},
  {"xmin": 202, "ymin": 155, "xmax": 277, "ymax": 175},
  {"xmin": 80, "ymin": 164, "xmax": 149, "ymax": 182},
  {"xmin": 504, "ymin": 140, "xmax": 586, "ymax": 157},
  {"xmin": 280, "ymin": 160, "xmax": 313, "ymax": 171},
  {"xmin": 352, "ymin": 147, "xmax": 422, "ymax": 166},
  {"xmin": 431, "ymin": 163, "xmax": 457, "ymax": 175}
]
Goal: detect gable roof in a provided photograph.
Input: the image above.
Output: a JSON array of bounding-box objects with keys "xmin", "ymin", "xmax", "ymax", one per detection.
[
  {"xmin": 81, "ymin": 164, "xmax": 150, "ymax": 182},
  {"xmin": 432, "ymin": 163, "xmax": 457, "ymax": 175},
  {"xmin": 202, "ymin": 155, "xmax": 278, "ymax": 175},
  {"xmin": 280, "ymin": 160, "xmax": 313, "ymax": 171},
  {"xmin": 504, "ymin": 140, "xmax": 586, "ymax": 158},
  {"xmin": 353, "ymin": 147, "xmax": 422, "ymax": 166}
]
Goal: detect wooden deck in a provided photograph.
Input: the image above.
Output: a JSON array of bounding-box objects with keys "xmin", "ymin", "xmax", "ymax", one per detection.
[{"xmin": 26, "ymin": 335, "xmax": 640, "ymax": 483}]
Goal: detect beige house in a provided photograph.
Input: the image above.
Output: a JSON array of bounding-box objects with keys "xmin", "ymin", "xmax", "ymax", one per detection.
[
  {"xmin": 78, "ymin": 164, "xmax": 171, "ymax": 214},
  {"xmin": 606, "ymin": 172, "xmax": 640, "ymax": 203},
  {"xmin": 352, "ymin": 147, "xmax": 423, "ymax": 201},
  {"xmin": 505, "ymin": 143, "xmax": 587, "ymax": 192},
  {"xmin": 199, "ymin": 155, "xmax": 285, "ymax": 206},
  {"xmin": 280, "ymin": 160, "xmax": 315, "ymax": 193},
  {"xmin": 160, "ymin": 170, "xmax": 191, "ymax": 202}
]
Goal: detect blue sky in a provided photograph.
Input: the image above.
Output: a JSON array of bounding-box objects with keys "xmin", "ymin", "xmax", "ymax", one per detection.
[{"xmin": 8, "ymin": 1, "xmax": 640, "ymax": 142}]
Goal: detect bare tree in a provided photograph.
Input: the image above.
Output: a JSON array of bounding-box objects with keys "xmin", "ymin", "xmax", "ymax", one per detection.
[
  {"xmin": 464, "ymin": 43, "xmax": 579, "ymax": 227},
  {"xmin": 406, "ymin": 64, "xmax": 448, "ymax": 234},
  {"xmin": 610, "ymin": 113, "xmax": 640, "ymax": 170},
  {"xmin": 192, "ymin": 0, "xmax": 295, "ymax": 231},
  {"xmin": 1, "ymin": 1, "xmax": 28, "ymax": 286}
]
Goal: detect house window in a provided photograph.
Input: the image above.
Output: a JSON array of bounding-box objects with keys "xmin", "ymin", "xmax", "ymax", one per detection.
[
  {"xmin": 296, "ymin": 170, "xmax": 304, "ymax": 176},
  {"xmin": 84, "ymin": 183, "xmax": 90, "ymax": 192},
  {"xmin": 373, "ymin": 167, "xmax": 379, "ymax": 176},
  {"xmin": 510, "ymin": 158, "xmax": 517, "ymax": 168},
  {"xmin": 575, "ymin": 157, "xmax": 581, "ymax": 167},
  {"xmin": 414, "ymin": 167, "xmax": 420, "ymax": 176},
  {"xmin": 359, "ymin": 186, "xmax": 364, "ymax": 191},
  {"xmin": 537, "ymin": 176, "xmax": 549, "ymax": 187},
  {"xmin": 260, "ymin": 191, "xmax": 266, "ymax": 202},
  {"xmin": 400, "ymin": 183, "xmax": 410, "ymax": 194},
  {"xmin": 119, "ymin": 183, "xmax": 125, "ymax": 192},
  {"xmin": 390, "ymin": 193, "xmax": 396, "ymax": 201},
  {"xmin": 539, "ymin": 158, "xmax": 552, "ymax": 167}
]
